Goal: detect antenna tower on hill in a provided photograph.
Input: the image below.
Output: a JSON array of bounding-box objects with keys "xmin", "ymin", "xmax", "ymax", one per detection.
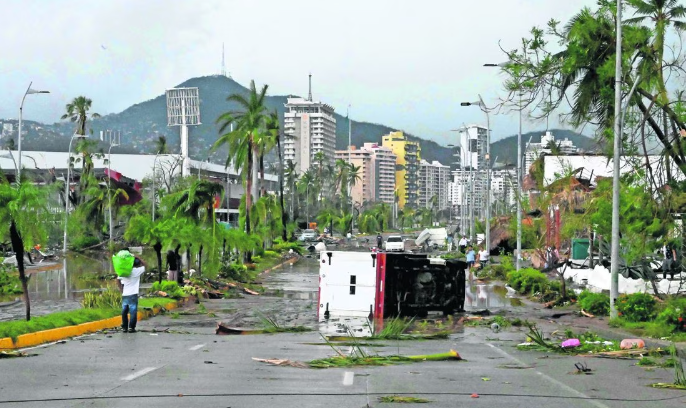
[
  {"xmin": 221, "ymin": 43, "xmax": 231, "ymax": 78},
  {"xmin": 308, "ymin": 73, "xmax": 312, "ymax": 101}
]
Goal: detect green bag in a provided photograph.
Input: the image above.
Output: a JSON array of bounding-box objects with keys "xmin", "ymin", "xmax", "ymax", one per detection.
[{"xmin": 112, "ymin": 250, "xmax": 135, "ymax": 277}]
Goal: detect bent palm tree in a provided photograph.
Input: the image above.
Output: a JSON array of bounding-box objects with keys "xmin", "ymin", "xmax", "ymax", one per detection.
[{"xmin": 214, "ymin": 80, "xmax": 269, "ymax": 260}]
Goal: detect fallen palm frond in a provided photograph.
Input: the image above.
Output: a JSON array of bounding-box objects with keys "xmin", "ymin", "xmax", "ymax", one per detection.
[
  {"xmin": 371, "ymin": 316, "xmax": 415, "ymax": 339},
  {"xmin": 251, "ymin": 357, "xmax": 308, "ymax": 368},
  {"xmin": 253, "ymin": 349, "xmax": 463, "ymax": 369},
  {"xmin": 256, "ymin": 312, "xmax": 311, "ymax": 333},
  {"xmin": 649, "ymin": 383, "xmax": 686, "ymax": 390},
  {"xmin": 0, "ymin": 350, "xmax": 34, "ymax": 358},
  {"xmin": 669, "ymin": 343, "xmax": 685, "ymax": 387},
  {"xmin": 378, "ymin": 395, "xmax": 431, "ymax": 403}
]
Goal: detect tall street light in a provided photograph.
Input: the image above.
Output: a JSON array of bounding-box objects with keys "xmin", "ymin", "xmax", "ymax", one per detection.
[
  {"xmin": 104, "ymin": 131, "xmax": 120, "ymax": 250},
  {"xmin": 63, "ymin": 133, "xmax": 88, "ymax": 253},
  {"xmin": 18, "ymin": 82, "xmax": 49, "ymax": 181},
  {"xmin": 484, "ymin": 61, "xmax": 523, "ymax": 270},
  {"xmin": 460, "ymin": 99, "xmax": 491, "ymax": 252},
  {"xmin": 610, "ymin": 0, "xmax": 623, "ymax": 318},
  {"xmin": 347, "ymin": 104, "xmax": 354, "ymax": 234}
]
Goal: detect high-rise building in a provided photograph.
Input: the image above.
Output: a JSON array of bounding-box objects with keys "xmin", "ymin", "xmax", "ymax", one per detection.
[
  {"xmin": 447, "ymin": 125, "xmax": 488, "ymax": 234},
  {"xmin": 524, "ymin": 131, "xmax": 579, "ymax": 173},
  {"xmin": 335, "ymin": 143, "xmax": 396, "ymax": 205},
  {"xmin": 283, "ymin": 97, "xmax": 336, "ymax": 173},
  {"xmin": 419, "ymin": 159, "xmax": 450, "ymax": 210},
  {"xmin": 382, "ymin": 131, "xmax": 421, "ymax": 209}
]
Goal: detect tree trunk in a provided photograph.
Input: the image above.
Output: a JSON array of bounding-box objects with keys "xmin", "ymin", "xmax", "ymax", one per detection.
[
  {"xmin": 259, "ymin": 154, "xmax": 265, "ymax": 198},
  {"xmin": 154, "ymin": 241, "xmax": 163, "ymax": 284},
  {"xmin": 175, "ymin": 245, "xmax": 183, "ymax": 285},
  {"xmin": 245, "ymin": 141, "xmax": 253, "ymax": 263},
  {"xmin": 10, "ymin": 221, "xmax": 30, "ymax": 321},
  {"xmin": 186, "ymin": 245, "xmax": 192, "ymax": 276},
  {"xmin": 277, "ymin": 136, "xmax": 288, "ymax": 242},
  {"xmin": 198, "ymin": 244, "xmax": 203, "ymax": 275}
]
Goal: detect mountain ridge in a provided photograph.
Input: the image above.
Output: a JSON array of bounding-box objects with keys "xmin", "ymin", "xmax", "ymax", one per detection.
[{"xmin": 0, "ymin": 75, "xmax": 598, "ymax": 167}]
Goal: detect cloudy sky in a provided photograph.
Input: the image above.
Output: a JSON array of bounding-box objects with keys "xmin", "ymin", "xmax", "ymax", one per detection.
[{"xmin": 2, "ymin": 0, "xmax": 602, "ymax": 145}]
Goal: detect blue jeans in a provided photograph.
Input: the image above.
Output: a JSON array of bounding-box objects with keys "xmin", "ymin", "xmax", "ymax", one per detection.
[{"xmin": 122, "ymin": 294, "xmax": 139, "ymax": 331}]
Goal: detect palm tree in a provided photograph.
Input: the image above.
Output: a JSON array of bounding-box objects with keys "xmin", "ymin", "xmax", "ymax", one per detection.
[
  {"xmin": 214, "ymin": 80, "xmax": 269, "ymax": 259},
  {"xmin": 347, "ymin": 163, "xmax": 362, "ymax": 210},
  {"xmin": 265, "ymin": 111, "xmax": 287, "ymax": 241},
  {"xmin": 297, "ymin": 170, "xmax": 315, "ymax": 225},
  {"xmin": 155, "ymin": 136, "xmax": 169, "ymax": 154},
  {"xmin": 61, "ymin": 96, "xmax": 100, "ymax": 136},
  {"xmin": 0, "ymin": 178, "xmax": 48, "ymax": 320},
  {"xmin": 284, "ymin": 160, "xmax": 299, "ymax": 222},
  {"xmin": 170, "ymin": 179, "xmax": 224, "ymax": 224},
  {"xmin": 626, "ymin": 0, "xmax": 685, "ymax": 103}
]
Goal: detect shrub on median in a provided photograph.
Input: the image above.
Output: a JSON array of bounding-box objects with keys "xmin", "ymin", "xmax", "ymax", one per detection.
[
  {"xmin": 617, "ymin": 293, "xmax": 657, "ymax": 322},
  {"xmin": 507, "ymin": 268, "xmax": 549, "ymax": 295},
  {"xmin": 578, "ymin": 290, "xmax": 610, "ymax": 316}
]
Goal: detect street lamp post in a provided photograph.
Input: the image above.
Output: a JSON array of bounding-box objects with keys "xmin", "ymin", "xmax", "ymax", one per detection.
[
  {"xmin": 18, "ymin": 82, "xmax": 49, "ymax": 181},
  {"xmin": 484, "ymin": 61, "xmax": 522, "ymax": 270},
  {"xmin": 152, "ymin": 154, "xmax": 160, "ymax": 222},
  {"xmin": 460, "ymin": 99, "xmax": 491, "ymax": 251},
  {"xmin": 63, "ymin": 133, "xmax": 88, "ymax": 253},
  {"xmin": 105, "ymin": 131, "xmax": 120, "ymax": 250},
  {"xmin": 348, "ymin": 105, "xmax": 354, "ymax": 234}
]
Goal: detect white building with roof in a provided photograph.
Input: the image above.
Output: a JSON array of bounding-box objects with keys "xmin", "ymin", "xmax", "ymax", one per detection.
[{"xmin": 283, "ymin": 97, "xmax": 337, "ymax": 173}]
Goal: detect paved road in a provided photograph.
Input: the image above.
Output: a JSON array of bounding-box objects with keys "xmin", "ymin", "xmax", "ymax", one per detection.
[{"xmin": 1, "ymin": 259, "xmax": 684, "ymax": 408}]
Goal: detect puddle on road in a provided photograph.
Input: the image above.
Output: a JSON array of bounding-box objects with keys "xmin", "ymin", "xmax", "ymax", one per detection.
[{"xmin": 464, "ymin": 283, "xmax": 521, "ymax": 310}]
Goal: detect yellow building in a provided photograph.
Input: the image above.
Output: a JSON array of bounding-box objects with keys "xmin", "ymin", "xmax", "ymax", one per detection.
[{"xmin": 381, "ymin": 131, "xmax": 421, "ymax": 209}]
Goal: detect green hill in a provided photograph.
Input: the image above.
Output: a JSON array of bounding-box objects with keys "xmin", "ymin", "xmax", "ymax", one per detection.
[{"xmin": 3, "ymin": 75, "xmax": 598, "ymax": 167}]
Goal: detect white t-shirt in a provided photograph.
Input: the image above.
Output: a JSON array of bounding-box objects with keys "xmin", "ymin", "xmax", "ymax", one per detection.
[
  {"xmin": 479, "ymin": 250, "xmax": 489, "ymax": 261},
  {"xmin": 458, "ymin": 238, "xmax": 468, "ymax": 246},
  {"xmin": 118, "ymin": 266, "xmax": 145, "ymax": 296}
]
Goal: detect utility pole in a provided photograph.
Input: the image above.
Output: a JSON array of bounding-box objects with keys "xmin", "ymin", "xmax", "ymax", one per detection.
[
  {"xmin": 610, "ymin": 0, "xmax": 623, "ymax": 318},
  {"xmin": 516, "ymin": 93, "xmax": 523, "ymax": 271}
]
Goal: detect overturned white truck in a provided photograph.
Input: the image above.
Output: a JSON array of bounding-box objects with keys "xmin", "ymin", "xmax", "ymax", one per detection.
[{"xmin": 317, "ymin": 251, "xmax": 467, "ymax": 322}]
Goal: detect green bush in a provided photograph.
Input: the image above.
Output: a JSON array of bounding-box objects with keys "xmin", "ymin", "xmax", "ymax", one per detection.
[
  {"xmin": 272, "ymin": 240, "xmax": 302, "ymax": 255},
  {"xmin": 657, "ymin": 296, "xmax": 686, "ymax": 333},
  {"xmin": 150, "ymin": 281, "xmax": 186, "ymax": 299},
  {"xmin": 617, "ymin": 293, "xmax": 657, "ymax": 322},
  {"xmin": 578, "ymin": 290, "xmax": 610, "ymax": 316},
  {"xmin": 219, "ymin": 262, "xmax": 250, "ymax": 281},
  {"xmin": 263, "ymin": 250, "xmax": 278, "ymax": 258},
  {"xmin": 507, "ymin": 268, "xmax": 549, "ymax": 295},
  {"xmin": 251, "ymin": 255, "xmax": 263, "ymax": 264},
  {"xmin": 82, "ymin": 286, "xmax": 122, "ymax": 309},
  {"xmin": 70, "ymin": 235, "xmax": 100, "ymax": 251},
  {"xmin": 0, "ymin": 266, "xmax": 22, "ymax": 295}
]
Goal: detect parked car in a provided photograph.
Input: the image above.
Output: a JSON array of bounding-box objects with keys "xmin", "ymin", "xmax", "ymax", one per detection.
[
  {"xmin": 299, "ymin": 229, "xmax": 318, "ymax": 242},
  {"xmin": 383, "ymin": 235, "xmax": 404, "ymax": 252}
]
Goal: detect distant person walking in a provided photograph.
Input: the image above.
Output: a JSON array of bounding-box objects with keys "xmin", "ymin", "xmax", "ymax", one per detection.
[
  {"xmin": 166, "ymin": 250, "xmax": 178, "ymax": 282},
  {"xmin": 466, "ymin": 246, "xmax": 476, "ymax": 269},
  {"xmin": 447, "ymin": 234, "xmax": 454, "ymax": 251},
  {"xmin": 478, "ymin": 246, "xmax": 489, "ymax": 269},
  {"xmin": 117, "ymin": 256, "xmax": 146, "ymax": 333},
  {"xmin": 377, "ymin": 233, "xmax": 383, "ymax": 249},
  {"xmin": 458, "ymin": 236, "xmax": 468, "ymax": 253}
]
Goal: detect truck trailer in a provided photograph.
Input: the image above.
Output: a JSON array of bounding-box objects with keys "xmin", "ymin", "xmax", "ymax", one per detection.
[{"xmin": 317, "ymin": 251, "xmax": 467, "ymax": 322}]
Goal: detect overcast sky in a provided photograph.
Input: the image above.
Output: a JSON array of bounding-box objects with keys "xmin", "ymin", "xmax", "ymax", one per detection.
[{"xmin": 2, "ymin": 0, "xmax": 603, "ymax": 145}]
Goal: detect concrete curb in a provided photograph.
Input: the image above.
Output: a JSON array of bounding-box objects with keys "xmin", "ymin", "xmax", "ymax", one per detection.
[
  {"xmin": 0, "ymin": 300, "xmax": 181, "ymax": 350},
  {"xmin": 259, "ymin": 257, "xmax": 299, "ymax": 276}
]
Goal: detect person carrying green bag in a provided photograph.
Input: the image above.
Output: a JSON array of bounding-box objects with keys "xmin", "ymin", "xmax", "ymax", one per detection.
[{"xmin": 114, "ymin": 249, "xmax": 146, "ymax": 333}]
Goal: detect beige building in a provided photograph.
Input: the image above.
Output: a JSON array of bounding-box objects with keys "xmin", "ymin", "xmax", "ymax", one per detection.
[{"xmin": 335, "ymin": 143, "xmax": 396, "ymax": 205}]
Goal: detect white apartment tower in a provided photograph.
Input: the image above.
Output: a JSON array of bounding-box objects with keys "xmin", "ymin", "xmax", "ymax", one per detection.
[
  {"xmin": 419, "ymin": 159, "xmax": 450, "ymax": 210},
  {"xmin": 283, "ymin": 78, "xmax": 336, "ymax": 173},
  {"xmin": 524, "ymin": 131, "xmax": 579, "ymax": 173}
]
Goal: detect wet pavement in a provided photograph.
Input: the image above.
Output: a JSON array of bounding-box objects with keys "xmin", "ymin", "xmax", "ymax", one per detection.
[{"xmin": 1, "ymin": 255, "xmax": 685, "ymax": 407}]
